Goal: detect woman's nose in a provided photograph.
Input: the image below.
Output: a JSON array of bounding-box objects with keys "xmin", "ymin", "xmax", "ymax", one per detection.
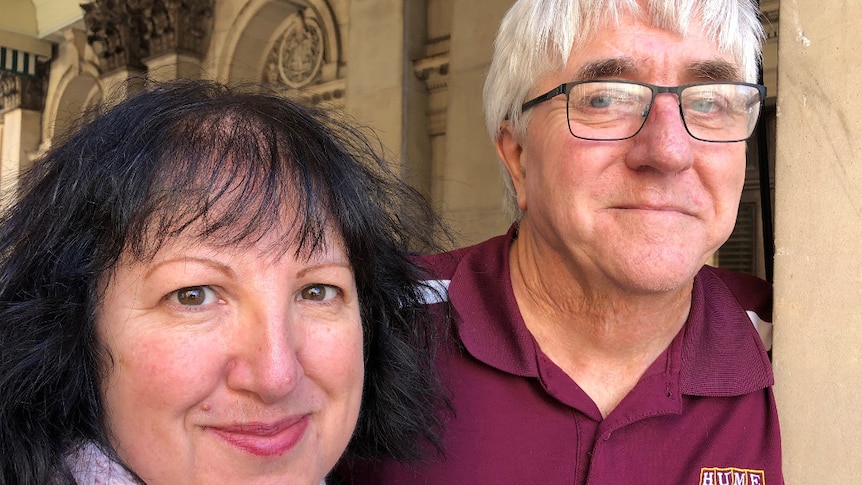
[{"xmin": 226, "ymin": 309, "xmax": 302, "ymax": 403}]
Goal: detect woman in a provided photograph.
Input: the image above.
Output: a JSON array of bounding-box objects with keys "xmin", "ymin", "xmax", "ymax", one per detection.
[{"xmin": 0, "ymin": 80, "xmax": 446, "ymax": 484}]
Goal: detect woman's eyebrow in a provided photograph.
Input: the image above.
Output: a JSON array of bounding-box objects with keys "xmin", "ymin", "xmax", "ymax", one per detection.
[
  {"xmin": 296, "ymin": 260, "xmax": 352, "ymax": 279},
  {"xmin": 143, "ymin": 256, "xmax": 236, "ymax": 280}
]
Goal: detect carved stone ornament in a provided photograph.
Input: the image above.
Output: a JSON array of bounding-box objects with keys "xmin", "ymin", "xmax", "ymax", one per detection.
[
  {"xmin": 81, "ymin": 0, "xmax": 146, "ymax": 72},
  {"xmin": 81, "ymin": 0, "xmax": 214, "ymax": 72},
  {"xmin": 0, "ymin": 73, "xmax": 45, "ymax": 113},
  {"xmin": 264, "ymin": 11, "xmax": 325, "ymax": 89},
  {"xmin": 130, "ymin": 0, "xmax": 214, "ymax": 58},
  {"xmin": 414, "ymin": 54, "xmax": 449, "ymax": 93}
]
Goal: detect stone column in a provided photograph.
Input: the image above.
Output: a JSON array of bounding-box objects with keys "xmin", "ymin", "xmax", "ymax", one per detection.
[
  {"xmin": 772, "ymin": 1, "xmax": 862, "ymax": 482},
  {"xmin": 345, "ymin": 0, "xmax": 404, "ymax": 153},
  {"xmin": 142, "ymin": 53, "xmax": 201, "ymax": 82},
  {"xmin": 82, "ymin": 0, "xmax": 147, "ymax": 96},
  {"xmin": 82, "ymin": 0, "xmax": 215, "ymax": 93},
  {"xmin": 98, "ymin": 68, "xmax": 146, "ymax": 100},
  {"xmin": 138, "ymin": 0, "xmax": 214, "ymax": 82},
  {"xmin": 441, "ymin": 0, "xmax": 512, "ymax": 244},
  {"xmin": 0, "ymin": 74, "xmax": 43, "ymax": 199},
  {"xmin": 402, "ymin": 0, "xmax": 432, "ymax": 198},
  {"xmin": 345, "ymin": 0, "xmax": 431, "ymax": 196}
]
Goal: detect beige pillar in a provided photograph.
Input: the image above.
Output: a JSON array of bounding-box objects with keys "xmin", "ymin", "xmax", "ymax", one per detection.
[
  {"xmin": 402, "ymin": 0, "xmax": 433, "ymax": 198},
  {"xmin": 99, "ymin": 68, "xmax": 146, "ymax": 102},
  {"xmin": 346, "ymin": 0, "xmax": 430, "ymax": 195},
  {"xmin": 772, "ymin": 2, "xmax": 862, "ymax": 482},
  {"xmin": 144, "ymin": 53, "xmax": 203, "ymax": 82},
  {"xmin": 442, "ymin": 1, "xmax": 512, "ymax": 244},
  {"xmin": 1, "ymin": 107, "xmax": 41, "ymax": 196}
]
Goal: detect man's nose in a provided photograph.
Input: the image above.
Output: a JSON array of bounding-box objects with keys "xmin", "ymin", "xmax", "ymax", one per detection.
[{"xmin": 626, "ymin": 93, "xmax": 695, "ymax": 173}]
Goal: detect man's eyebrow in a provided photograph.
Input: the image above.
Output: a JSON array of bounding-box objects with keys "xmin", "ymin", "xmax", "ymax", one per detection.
[
  {"xmin": 686, "ymin": 59, "xmax": 742, "ymax": 81},
  {"xmin": 576, "ymin": 58, "xmax": 637, "ymax": 80},
  {"xmin": 575, "ymin": 57, "xmax": 743, "ymax": 82}
]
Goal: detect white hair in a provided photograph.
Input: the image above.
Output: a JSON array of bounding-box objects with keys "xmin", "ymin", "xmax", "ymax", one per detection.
[{"xmin": 483, "ymin": 0, "xmax": 766, "ymax": 220}]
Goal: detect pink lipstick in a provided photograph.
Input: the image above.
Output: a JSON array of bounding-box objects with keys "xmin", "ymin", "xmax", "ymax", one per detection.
[{"xmin": 209, "ymin": 415, "xmax": 310, "ymax": 457}]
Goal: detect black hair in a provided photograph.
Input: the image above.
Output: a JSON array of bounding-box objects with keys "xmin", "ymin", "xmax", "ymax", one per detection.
[{"xmin": 0, "ymin": 79, "xmax": 448, "ymax": 484}]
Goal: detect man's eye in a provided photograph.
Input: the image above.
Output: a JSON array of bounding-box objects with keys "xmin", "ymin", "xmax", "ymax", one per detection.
[
  {"xmin": 172, "ymin": 286, "xmax": 217, "ymax": 306},
  {"xmin": 575, "ymin": 90, "xmax": 639, "ymax": 111},
  {"xmin": 587, "ymin": 94, "xmax": 615, "ymax": 108},
  {"xmin": 299, "ymin": 284, "xmax": 340, "ymax": 302},
  {"xmin": 689, "ymin": 97, "xmax": 720, "ymax": 113}
]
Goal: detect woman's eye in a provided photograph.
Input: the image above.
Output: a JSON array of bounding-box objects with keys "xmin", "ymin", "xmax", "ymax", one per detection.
[
  {"xmin": 299, "ymin": 284, "xmax": 340, "ymax": 302},
  {"xmin": 172, "ymin": 286, "xmax": 218, "ymax": 306}
]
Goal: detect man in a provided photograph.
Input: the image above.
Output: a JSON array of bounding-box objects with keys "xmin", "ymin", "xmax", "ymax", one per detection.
[{"xmin": 339, "ymin": 0, "xmax": 782, "ymax": 483}]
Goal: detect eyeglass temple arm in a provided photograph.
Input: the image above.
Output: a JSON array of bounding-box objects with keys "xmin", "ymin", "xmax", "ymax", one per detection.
[{"xmin": 521, "ymin": 84, "xmax": 569, "ymax": 112}]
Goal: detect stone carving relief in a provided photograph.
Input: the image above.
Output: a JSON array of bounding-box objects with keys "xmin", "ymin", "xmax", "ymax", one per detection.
[
  {"xmin": 81, "ymin": 0, "xmax": 214, "ymax": 73},
  {"xmin": 132, "ymin": 0, "xmax": 215, "ymax": 58},
  {"xmin": 264, "ymin": 10, "xmax": 325, "ymax": 89},
  {"xmin": 81, "ymin": 0, "xmax": 146, "ymax": 72},
  {"xmin": 0, "ymin": 73, "xmax": 46, "ymax": 113},
  {"xmin": 413, "ymin": 53, "xmax": 450, "ymax": 136},
  {"xmin": 761, "ymin": 0, "xmax": 779, "ymax": 40}
]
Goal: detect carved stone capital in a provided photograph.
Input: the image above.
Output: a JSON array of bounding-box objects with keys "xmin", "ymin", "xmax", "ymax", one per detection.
[
  {"xmin": 81, "ymin": 0, "xmax": 214, "ymax": 73},
  {"xmin": 413, "ymin": 53, "xmax": 449, "ymax": 93},
  {"xmin": 132, "ymin": 0, "xmax": 214, "ymax": 59},
  {"xmin": 82, "ymin": 0, "xmax": 146, "ymax": 72},
  {"xmin": 760, "ymin": 0, "xmax": 780, "ymax": 39},
  {"xmin": 0, "ymin": 73, "xmax": 45, "ymax": 113}
]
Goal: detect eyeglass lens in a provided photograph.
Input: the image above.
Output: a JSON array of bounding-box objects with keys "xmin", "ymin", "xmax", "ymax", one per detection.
[{"xmin": 566, "ymin": 82, "xmax": 763, "ymax": 142}]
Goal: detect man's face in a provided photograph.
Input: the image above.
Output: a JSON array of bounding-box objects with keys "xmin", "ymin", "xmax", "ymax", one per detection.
[{"xmin": 499, "ymin": 12, "xmax": 748, "ymax": 294}]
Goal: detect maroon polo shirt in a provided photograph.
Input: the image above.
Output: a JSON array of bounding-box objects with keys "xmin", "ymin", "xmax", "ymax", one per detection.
[{"xmin": 338, "ymin": 228, "xmax": 783, "ymax": 485}]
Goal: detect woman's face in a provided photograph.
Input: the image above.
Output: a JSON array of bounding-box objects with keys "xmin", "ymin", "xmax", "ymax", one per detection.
[{"xmin": 97, "ymin": 228, "xmax": 363, "ymax": 485}]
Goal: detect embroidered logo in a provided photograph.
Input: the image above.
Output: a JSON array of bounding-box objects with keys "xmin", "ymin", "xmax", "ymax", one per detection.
[{"xmin": 699, "ymin": 467, "xmax": 766, "ymax": 485}]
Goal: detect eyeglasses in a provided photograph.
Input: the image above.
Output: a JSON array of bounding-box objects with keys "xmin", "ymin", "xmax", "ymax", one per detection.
[{"xmin": 521, "ymin": 80, "xmax": 766, "ymax": 142}]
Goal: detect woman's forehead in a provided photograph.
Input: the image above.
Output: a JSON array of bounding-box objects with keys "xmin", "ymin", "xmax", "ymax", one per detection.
[{"xmin": 120, "ymin": 222, "xmax": 349, "ymax": 272}]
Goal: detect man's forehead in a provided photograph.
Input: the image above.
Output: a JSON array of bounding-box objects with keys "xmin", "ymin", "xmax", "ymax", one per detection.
[{"xmin": 553, "ymin": 7, "xmax": 744, "ymax": 81}]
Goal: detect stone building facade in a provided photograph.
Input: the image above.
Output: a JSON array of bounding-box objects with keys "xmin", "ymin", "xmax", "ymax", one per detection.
[
  {"xmin": 7, "ymin": 2, "xmax": 862, "ymax": 483},
  {"xmin": 1, "ymin": 0, "xmax": 778, "ymax": 278}
]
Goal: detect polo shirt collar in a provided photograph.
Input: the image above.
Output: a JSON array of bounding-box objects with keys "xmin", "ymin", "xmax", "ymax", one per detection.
[
  {"xmin": 447, "ymin": 226, "xmax": 537, "ymax": 377},
  {"xmin": 447, "ymin": 225, "xmax": 774, "ymax": 398},
  {"xmin": 679, "ymin": 267, "xmax": 774, "ymax": 396}
]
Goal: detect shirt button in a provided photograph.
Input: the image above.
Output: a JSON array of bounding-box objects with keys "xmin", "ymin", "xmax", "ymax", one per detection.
[{"xmin": 602, "ymin": 431, "xmax": 612, "ymax": 441}]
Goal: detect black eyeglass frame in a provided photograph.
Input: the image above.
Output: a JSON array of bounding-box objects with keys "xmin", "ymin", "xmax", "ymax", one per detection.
[{"xmin": 520, "ymin": 80, "xmax": 767, "ymax": 143}]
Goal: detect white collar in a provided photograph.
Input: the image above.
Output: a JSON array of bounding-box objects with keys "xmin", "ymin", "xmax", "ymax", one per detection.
[
  {"xmin": 66, "ymin": 442, "xmax": 138, "ymax": 485},
  {"xmin": 67, "ymin": 442, "xmax": 328, "ymax": 485}
]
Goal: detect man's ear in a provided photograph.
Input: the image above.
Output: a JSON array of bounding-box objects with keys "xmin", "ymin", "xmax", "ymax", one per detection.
[{"xmin": 495, "ymin": 123, "xmax": 528, "ymax": 212}]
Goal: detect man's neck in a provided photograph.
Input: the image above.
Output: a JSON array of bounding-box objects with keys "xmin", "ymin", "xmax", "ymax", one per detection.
[{"xmin": 508, "ymin": 233, "xmax": 693, "ymax": 418}]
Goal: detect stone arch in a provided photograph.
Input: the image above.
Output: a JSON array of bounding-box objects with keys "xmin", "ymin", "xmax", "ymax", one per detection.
[
  {"xmin": 218, "ymin": 0, "xmax": 341, "ymax": 87},
  {"xmin": 42, "ymin": 67, "xmax": 101, "ymax": 146}
]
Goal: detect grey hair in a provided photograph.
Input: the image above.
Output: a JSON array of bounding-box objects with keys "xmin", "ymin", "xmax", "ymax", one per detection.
[{"xmin": 483, "ymin": 0, "xmax": 766, "ymax": 220}]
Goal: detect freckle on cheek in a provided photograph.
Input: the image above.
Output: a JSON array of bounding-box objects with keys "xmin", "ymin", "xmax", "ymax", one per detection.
[{"xmin": 200, "ymin": 403, "xmax": 212, "ymax": 412}]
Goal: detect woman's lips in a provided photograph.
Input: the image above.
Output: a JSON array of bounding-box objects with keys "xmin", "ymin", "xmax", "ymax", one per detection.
[{"xmin": 208, "ymin": 415, "xmax": 310, "ymax": 457}]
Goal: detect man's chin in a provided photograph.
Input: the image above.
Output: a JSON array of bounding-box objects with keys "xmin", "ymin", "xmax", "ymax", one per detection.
[{"xmin": 606, "ymin": 255, "xmax": 702, "ymax": 295}]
